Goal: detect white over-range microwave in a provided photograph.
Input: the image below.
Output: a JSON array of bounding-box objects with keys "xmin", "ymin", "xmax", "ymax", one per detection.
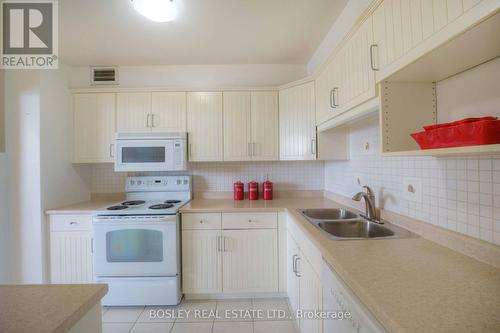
[{"xmin": 114, "ymin": 132, "xmax": 187, "ymax": 172}]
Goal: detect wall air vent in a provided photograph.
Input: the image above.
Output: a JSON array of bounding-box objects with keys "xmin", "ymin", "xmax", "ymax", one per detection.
[{"xmin": 91, "ymin": 66, "xmax": 118, "ymax": 85}]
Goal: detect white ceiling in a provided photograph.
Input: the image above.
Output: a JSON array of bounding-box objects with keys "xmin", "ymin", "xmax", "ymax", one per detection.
[{"xmin": 59, "ymin": 0, "xmax": 348, "ymax": 66}]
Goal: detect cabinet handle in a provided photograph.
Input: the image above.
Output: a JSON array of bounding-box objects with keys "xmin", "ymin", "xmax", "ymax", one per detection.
[
  {"xmin": 146, "ymin": 114, "xmax": 151, "ymax": 128},
  {"xmin": 311, "ymin": 139, "xmax": 316, "ymax": 155},
  {"xmin": 109, "ymin": 144, "xmax": 115, "ymax": 158},
  {"xmin": 151, "ymin": 114, "xmax": 156, "ymax": 127},
  {"xmin": 332, "ymin": 87, "xmax": 339, "ymax": 107},
  {"xmin": 329, "ymin": 89, "xmax": 334, "ymax": 108},
  {"xmin": 217, "ymin": 236, "xmax": 221, "ymax": 252},
  {"xmin": 223, "ymin": 237, "xmax": 227, "ymax": 252},
  {"xmin": 295, "ymin": 257, "xmax": 301, "ymax": 277},
  {"xmin": 292, "ymin": 254, "xmax": 298, "ymax": 274},
  {"xmin": 370, "ymin": 44, "xmax": 379, "ymax": 71}
]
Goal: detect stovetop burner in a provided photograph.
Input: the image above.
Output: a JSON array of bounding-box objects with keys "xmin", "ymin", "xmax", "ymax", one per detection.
[
  {"xmin": 122, "ymin": 200, "xmax": 146, "ymax": 206},
  {"xmin": 107, "ymin": 205, "xmax": 128, "ymax": 211},
  {"xmin": 149, "ymin": 203, "xmax": 175, "ymax": 210},
  {"xmin": 165, "ymin": 200, "xmax": 181, "ymax": 204}
]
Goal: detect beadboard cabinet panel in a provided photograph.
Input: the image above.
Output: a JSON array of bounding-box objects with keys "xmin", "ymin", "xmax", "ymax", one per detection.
[
  {"xmin": 73, "ymin": 93, "xmax": 116, "ymax": 163},
  {"xmin": 251, "ymin": 91, "xmax": 279, "ymax": 161},
  {"xmin": 279, "ymin": 82, "xmax": 317, "ymax": 160},
  {"xmin": 222, "ymin": 229, "xmax": 278, "ymax": 293},
  {"xmin": 223, "ymin": 92, "xmax": 252, "ymax": 161},
  {"xmin": 50, "ymin": 232, "xmax": 94, "ymax": 284},
  {"xmin": 182, "ymin": 230, "xmax": 223, "ymax": 293},
  {"xmin": 116, "ymin": 92, "xmax": 151, "ymax": 132},
  {"xmin": 187, "ymin": 92, "xmax": 224, "ymax": 161},
  {"xmin": 151, "ymin": 92, "xmax": 187, "ymax": 132}
]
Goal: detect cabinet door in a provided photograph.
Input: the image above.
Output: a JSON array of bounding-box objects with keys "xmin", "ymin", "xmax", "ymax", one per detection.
[
  {"xmin": 50, "ymin": 232, "xmax": 93, "ymax": 283},
  {"xmin": 315, "ymin": 61, "xmax": 334, "ymax": 126},
  {"xmin": 73, "ymin": 93, "xmax": 116, "ymax": 163},
  {"xmin": 151, "ymin": 92, "xmax": 186, "ymax": 132},
  {"xmin": 287, "ymin": 233, "xmax": 301, "ymax": 321},
  {"xmin": 222, "ymin": 229, "xmax": 278, "ymax": 293},
  {"xmin": 116, "ymin": 92, "xmax": 152, "ymax": 132},
  {"xmin": 299, "ymin": 255, "xmax": 323, "ymax": 333},
  {"xmin": 223, "ymin": 92, "xmax": 252, "ymax": 161},
  {"xmin": 279, "ymin": 82, "xmax": 316, "ymax": 160},
  {"xmin": 182, "ymin": 230, "xmax": 222, "ymax": 293},
  {"xmin": 251, "ymin": 91, "xmax": 279, "ymax": 161},
  {"xmin": 187, "ymin": 92, "xmax": 223, "ymax": 161}
]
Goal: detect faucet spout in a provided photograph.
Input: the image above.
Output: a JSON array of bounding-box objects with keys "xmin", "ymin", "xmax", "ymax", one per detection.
[{"xmin": 352, "ymin": 186, "xmax": 380, "ymax": 223}]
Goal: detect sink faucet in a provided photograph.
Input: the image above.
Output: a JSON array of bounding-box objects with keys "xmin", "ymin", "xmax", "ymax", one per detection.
[{"xmin": 352, "ymin": 186, "xmax": 381, "ymax": 224}]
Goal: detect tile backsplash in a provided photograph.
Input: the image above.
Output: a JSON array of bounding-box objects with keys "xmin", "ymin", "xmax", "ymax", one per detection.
[
  {"xmin": 91, "ymin": 161, "xmax": 325, "ymax": 193},
  {"xmin": 324, "ymin": 115, "xmax": 500, "ymax": 245}
]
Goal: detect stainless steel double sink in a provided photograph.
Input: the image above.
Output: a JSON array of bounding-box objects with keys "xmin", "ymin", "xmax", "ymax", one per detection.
[{"xmin": 298, "ymin": 208, "xmax": 415, "ymax": 240}]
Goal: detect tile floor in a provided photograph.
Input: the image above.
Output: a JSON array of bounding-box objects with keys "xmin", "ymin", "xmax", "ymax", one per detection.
[{"xmin": 102, "ymin": 298, "xmax": 297, "ymax": 333}]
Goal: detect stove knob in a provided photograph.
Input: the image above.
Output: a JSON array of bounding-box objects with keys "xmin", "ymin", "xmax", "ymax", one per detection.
[
  {"xmin": 176, "ymin": 180, "xmax": 181, "ymax": 185},
  {"xmin": 137, "ymin": 180, "xmax": 142, "ymax": 185},
  {"xmin": 130, "ymin": 180, "xmax": 135, "ymax": 185}
]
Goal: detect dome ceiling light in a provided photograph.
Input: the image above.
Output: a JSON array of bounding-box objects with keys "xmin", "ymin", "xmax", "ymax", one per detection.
[{"xmin": 130, "ymin": 0, "xmax": 178, "ymax": 23}]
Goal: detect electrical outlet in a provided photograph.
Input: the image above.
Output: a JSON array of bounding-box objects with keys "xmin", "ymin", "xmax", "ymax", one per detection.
[{"xmin": 403, "ymin": 177, "xmax": 422, "ymax": 203}]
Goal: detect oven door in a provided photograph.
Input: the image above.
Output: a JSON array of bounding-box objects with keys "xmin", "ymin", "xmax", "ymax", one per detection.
[
  {"xmin": 93, "ymin": 216, "xmax": 178, "ymax": 277},
  {"xmin": 114, "ymin": 138, "xmax": 186, "ymax": 172}
]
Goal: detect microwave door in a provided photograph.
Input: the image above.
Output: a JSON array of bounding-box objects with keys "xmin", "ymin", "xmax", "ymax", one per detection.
[{"xmin": 115, "ymin": 140, "xmax": 173, "ymax": 172}]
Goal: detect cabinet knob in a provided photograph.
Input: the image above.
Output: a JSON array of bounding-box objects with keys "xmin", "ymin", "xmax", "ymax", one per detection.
[
  {"xmin": 199, "ymin": 220, "xmax": 204, "ymax": 224},
  {"xmin": 248, "ymin": 219, "xmax": 252, "ymax": 223},
  {"xmin": 69, "ymin": 221, "xmax": 78, "ymax": 225}
]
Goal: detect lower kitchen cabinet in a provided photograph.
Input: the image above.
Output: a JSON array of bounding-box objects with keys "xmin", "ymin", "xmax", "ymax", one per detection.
[
  {"xmin": 49, "ymin": 214, "xmax": 94, "ymax": 284},
  {"xmin": 288, "ymin": 230, "xmax": 323, "ymax": 333},
  {"xmin": 181, "ymin": 229, "xmax": 223, "ymax": 293},
  {"xmin": 181, "ymin": 212, "xmax": 279, "ymax": 294},
  {"xmin": 222, "ymin": 229, "xmax": 278, "ymax": 293}
]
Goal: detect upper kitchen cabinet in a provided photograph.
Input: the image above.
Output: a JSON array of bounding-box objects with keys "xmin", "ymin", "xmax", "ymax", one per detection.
[
  {"xmin": 223, "ymin": 92, "xmax": 252, "ymax": 161},
  {"xmin": 250, "ymin": 91, "xmax": 279, "ymax": 161},
  {"xmin": 116, "ymin": 92, "xmax": 151, "ymax": 132},
  {"xmin": 315, "ymin": 16, "xmax": 377, "ymax": 127},
  {"xmin": 372, "ymin": 0, "xmax": 498, "ymax": 82},
  {"xmin": 151, "ymin": 92, "xmax": 187, "ymax": 132},
  {"xmin": 73, "ymin": 93, "xmax": 116, "ymax": 163},
  {"xmin": 223, "ymin": 91, "xmax": 279, "ymax": 161},
  {"xmin": 279, "ymin": 81, "xmax": 317, "ymax": 160},
  {"xmin": 187, "ymin": 92, "xmax": 224, "ymax": 161}
]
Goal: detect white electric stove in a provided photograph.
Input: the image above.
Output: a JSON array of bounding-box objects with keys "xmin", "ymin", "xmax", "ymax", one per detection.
[{"xmin": 93, "ymin": 175, "xmax": 191, "ymax": 306}]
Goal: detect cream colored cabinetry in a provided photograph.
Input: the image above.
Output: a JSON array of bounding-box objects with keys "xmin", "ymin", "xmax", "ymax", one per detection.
[
  {"xmin": 187, "ymin": 92, "xmax": 224, "ymax": 161},
  {"xmin": 315, "ymin": 17, "xmax": 376, "ymax": 126},
  {"xmin": 223, "ymin": 91, "xmax": 278, "ymax": 161},
  {"xmin": 181, "ymin": 212, "xmax": 279, "ymax": 294},
  {"xmin": 49, "ymin": 214, "xmax": 94, "ymax": 284},
  {"xmin": 372, "ymin": 0, "xmax": 492, "ymax": 82},
  {"xmin": 250, "ymin": 92, "xmax": 279, "ymax": 160},
  {"xmin": 116, "ymin": 92, "xmax": 151, "ymax": 132},
  {"xmin": 73, "ymin": 93, "xmax": 116, "ymax": 163},
  {"xmin": 151, "ymin": 92, "xmax": 187, "ymax": 132},
  {"xmin": 223, "ymin": 92, "xmax": 252, "ymax": 161},
  {"xmin": 116, "ymin": 92, "xmax": 187, "ymax": 133},
  {"xmin": 279, "ymin": 81, "xmax": 317, "ymax": 160},
  {"xmin": 287, "ymin": 230, "xmax": 323, "ymax": 333}
]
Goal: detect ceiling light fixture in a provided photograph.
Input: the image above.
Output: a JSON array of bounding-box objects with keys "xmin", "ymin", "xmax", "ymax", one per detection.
[{"xmin": 130, "ymin": 0, "xmax": 178, "ymax": 23}]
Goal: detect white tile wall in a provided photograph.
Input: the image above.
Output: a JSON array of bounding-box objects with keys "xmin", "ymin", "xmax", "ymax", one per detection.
[
  {"xmin": 324, "ymin": 115, "xmax": 500, "ymax": 245},
  {"xmin": 91, "ymin": 161, "xmax": 325, "ymax": 194}
]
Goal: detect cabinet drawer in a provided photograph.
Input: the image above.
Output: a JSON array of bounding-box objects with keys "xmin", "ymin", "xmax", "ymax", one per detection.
[
  {"xmin": 50, "ymin": 215, "xmax": 92, "ymax": 232},
  {"xmin": 222, "ymin": 212, "xmax": 278, "ymax": 229},
  {"xmin": 182, "ymin": 213, "xmax": 222, "ymax": 230}
]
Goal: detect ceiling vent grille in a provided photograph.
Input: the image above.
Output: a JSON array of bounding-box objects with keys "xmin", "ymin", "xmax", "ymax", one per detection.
[{"xmin": 91, "ymin": 66, "xmax": 118, "ymax": 85}]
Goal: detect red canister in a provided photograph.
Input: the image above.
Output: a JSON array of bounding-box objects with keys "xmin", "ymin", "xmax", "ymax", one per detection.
[
  {"xmin": 233, "ymin": 181, "xmax": 244, "ymax": 201},
  {"xmin": 263, "ymin": 180, "xmax": 273, "ymax": 200},
  {"xmin": 248, "ymin": 181, "xmax": 259, "ymax": 200}
]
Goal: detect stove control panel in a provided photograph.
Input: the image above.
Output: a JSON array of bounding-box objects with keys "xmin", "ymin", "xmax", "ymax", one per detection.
[{"xmin": 126, "ymin": 176, "xmax": 191, "ymax": 192}]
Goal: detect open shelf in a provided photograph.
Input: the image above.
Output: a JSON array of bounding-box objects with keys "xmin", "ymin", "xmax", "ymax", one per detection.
[{"xmin": 381, "ymin": 143, "xmax": 500, "ymax": 157}]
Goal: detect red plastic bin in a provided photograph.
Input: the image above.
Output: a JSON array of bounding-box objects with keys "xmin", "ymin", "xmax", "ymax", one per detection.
[{"xmin": 411, "ymin": 117, "xmax": 500, "ymax": 150}]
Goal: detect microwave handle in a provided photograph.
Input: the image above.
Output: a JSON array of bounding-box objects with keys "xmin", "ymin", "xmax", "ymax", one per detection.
[{"xmin": 109, "ymin": 143, "xmax": 115, "ymax": 158}]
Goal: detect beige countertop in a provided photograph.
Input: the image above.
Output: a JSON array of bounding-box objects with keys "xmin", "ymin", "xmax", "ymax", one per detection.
[
  {"xmin": 181, "ymin": 198, "xmax": 500, "ymax": 333},
  {"xmin": 0, "ymin": 284, "xmax": 108, "ymax": 333},
  {"xmin": 45, "ymin": 200, "xmax": 117, "ymax": 215}
]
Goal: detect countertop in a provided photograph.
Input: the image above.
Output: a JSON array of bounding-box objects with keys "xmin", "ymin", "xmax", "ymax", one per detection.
[
  {"xmin": 180, "ymin": 198, "xmax": 500, "ymax": 333},
  {"xmin": 0, "ymin": 284, "xmax": 108, "ymax": 333},
  {"xmin": 45, "ymin": 200, "xmax": 117, "ymax": 215}
]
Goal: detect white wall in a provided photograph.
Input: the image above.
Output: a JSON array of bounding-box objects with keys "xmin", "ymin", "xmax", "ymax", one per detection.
[
  {"xmin": 69, "ymin": 64, "xmax": 307, "ymax": 88},
  {"xmin": 0, "ymin": 153, "xmax": 10, "ymax": 283},
  {"xmin": 307, "ymin": 0, "xmax": 372, "ymax": 74},
  {"xmin": 3, "ymin": 64, "xmax": 91, "ymax": 283}
]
